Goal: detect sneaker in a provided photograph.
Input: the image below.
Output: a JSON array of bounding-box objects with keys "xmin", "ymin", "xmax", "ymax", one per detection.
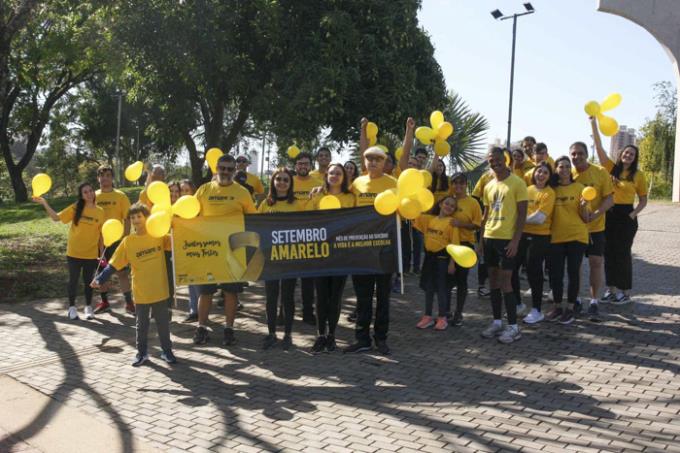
[
  {"xmin": 600, "ymin": 289, "xmax": 615, "ymax": 304},
  {"xmin": 93, "ymin": 300, "xmax": 110, "ymax": 314},
  {"xmin": 281, "ymin": 335, "xmax": 292, "ymax": 351},
  {"xmin": 375, "ymin": 338, "xmax": 390, "ymax": 355},
  {"xmin": 193, "ymin": 326, "xmax": 209, "ymax": 345},
  {"xmin": 262, "ymin": 334, "xmax": 277, "ymax": 350},
  {"xmin": 477, "ymin": 286, "xmax": 490, "ymax": 297},
  {"xmin": 302, "ymin": 313, "xmax": 316, "ymax": 326},
  {"xmin": 343, "ymin": 341, "xmax": 372, "ymax": 354},
  {"xmin": 516, "ymin": 303, "xmax": 529, "ymax": 317},
  {"xmin": 587, "ymin": 303, "xmax": 601, "ymax": 322},
  {"xmin": 573, "ymin": 299, "xmax": 583, "ymax": 315},
  {"xmin": 325, "ymin": 335, "xmax": 337, "ymax": 352},
  {"xmin": 347, "ymin": 310, "xmax": 357, "ymax": 323},
  {"xmin": 558, "ymin": 308, "xmax": 575, "ymax": 325},
  {"xmin": 125, "ymin": 302, "xmax": 136, "ymax": 315},
  {"xmin": 522, "ymin": 288, "xmax": 533, "ymax": 298},
  {"xmin": 481, "ymin": 322, "xmax": 504, "ymax": 339},
  {"xmin": 545, "ymin": 307, "xmax": 563, "ymax": 322},
  {"xmin": 131, "ymin": 353, "xmax": 148, "ymax": 367},
  {"xmin": 416, "ymin": 315, "xmax": 434, "ymax": 329},
  {"xmin": 450, "ymin": 311, "xmax": 463, "ymax": 327},
  {"xmin": 498, "ymin": 325, "xmax": 522, "ymax": 344},
  {"xmin": 222, "ymin": 327, "xmax": 236, "ymax": 346},
  {"xmin": 523, "ymin": 309, "xmax": 544, "ymax": 324},
  {"xmin": 67, "ymin": 306, "xmax": 79, "ymax": 320},
  {"xmin": 84, "ymin": 305, "xmax": 95, "ymax": 320},
  {"xmin": 183, "ymin": 313, "xmax": 198, "ymax": 323},
  {"xmin": 434, "ymin": 316, "xmax": 448, "ymax": 331},
  {"xmin": 160, "ymin": 351, "xmax": 177, "ymax": 364},
  {"xmin": 612, "ymin": 293, "xmax": 631, "ymax": 305},
  {"xmin": 311, "ymin": 336, "xmax": 326, "ymax": 354}
]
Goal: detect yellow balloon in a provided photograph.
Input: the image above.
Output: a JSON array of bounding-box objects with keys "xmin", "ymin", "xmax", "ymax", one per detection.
[
  {"xmin": 398, "ymin": 197, "xmax": 422, "ymax": 220},
  {"xmin": 366, "ymin": 121, "xmax": 378, "ymax": 139},
  {"xmin": 415, "ymin": 126, "xmax": 435, "ymax": 144},
  {"xmin": 395, "ymin": 147, "xmax": 404, "ymax": 161},
  {"xmin": 31, "ymin": 173, "xmax": 52, "ymax": 197},
  {"xmin": 147, "ymin": 181, "xmax": 171, "ymax": 207},
  {"xmin": 151, "ymin": 203, "xmax": 170, "ymax": 215},
  {"xmin": 598, "ymin": 114, "xmax": 619, "ymax": 137},
  {"xmin": 582, "ymin": 186, "xmax": 597, "ymax": 201},
  {"xmin": 374, "ymin": 190, "xmax": 399, "ymax": 215},
  {"xmin": 600, "ymin": 93, "xmax": 622, "ymax": 112},
  {"xmin": 172, "ymin": 195, "xmax": 201, "ymax": 219},
  {"xmin": 124, "ymin": 161, "xmax": 144, "ymax": 182},
  {"xmin": 146, "ymin": 211, "xmax": 171, "ymax": 238},
  {"xmin": 446, "ymin": 244, "xmax": 478, "ymax": 268},
  {"xmin": 319, "ymin": 195, "xmax": 341, "ymax": 210},
  {"xmin": 397, "ymin": 168, "xmax": 425, "ymax": 197},
  {"xmin": 368, "ymin": 135, "xmax": 377, "ymax": 146},
  {"xmin": 584, "ymin": 101, "xmax": 601, "ymax": 117},
  {"xmin": 504, "ymin": 150, "xmax": 512, "ymax": 167},
  {"xmin": 287, "ymin": 145, "xmax": 301, "ymax": 159},
  {"xmin": 102, "ymin": 219, "xmax": 124, "ymax": 247},
  {"xmin": 420, "ymin": 170, "xmax": 432, "ymax": 188},
  {"xmin": 206, "ymin": 147, "xmax": 224, "ymax": 173},
  {"xmin": 434, "ymin": 140, "xmax": 450, "ymax": 157},
  {"xmin": 415, "ymin": 188, "xmax": 435, "ymax": 211},
  {"xmin": 430, "ymin": 110, "xmax": 444, "ymax": 129},
  {"xmin": 436, "ymin": 121, "xmax": 454, "ymax": 140}
]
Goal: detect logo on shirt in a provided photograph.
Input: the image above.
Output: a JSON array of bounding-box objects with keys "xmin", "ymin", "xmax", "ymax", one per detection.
[
  {"xmin": 208, "ymin": 195, "xmax": 235, "ymax": 201},
  {"xmin": 136, "ymin": 245, "xmax": 161, "ymax": 259},
  {"xmin": 97, "ymin": 201, "xmax": 116, "ymax": 206}
]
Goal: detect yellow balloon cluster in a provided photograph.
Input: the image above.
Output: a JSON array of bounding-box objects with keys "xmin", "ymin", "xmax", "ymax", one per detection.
[
  {"xmin": 373, "ymin": 168, "xmax": 435, "ymax": 219},
  {"xmin": 102, "ymin": 219, "xmax": 124, "ymax": 247},
  {"xmin": 172, "ymin": 195, "xmax": 201, "ymax": 219},
  {"xmin": 206, "ymin": 148, "xmax": 224, "ymax": 173},
  {"xmin": 124, "ymin": 161, "xmax": 144, "ymax": 182},
  {"xmin": 415, "ymin": 110, "xmax": 454, "ymax": 157},
  {"xmin": 446, "ymin": 244, "xmax": 477, "ymax": 268},
  {"xmin": 366, "ymin": 121, "xmax": 379, "ymax": 146},
  {"xmin": 144, "ymin": 184, "xmax": 201, "ymax": 237},
  {"xmin": 31, "ymin": 173, "xmax": 52, "ymax": 197},
  {"xmin": 584, "ymin": 93, "xmax": 622, "ymax": 137},
  {"xmin": 581, "ymin": 186, "xmax": 597, "ymax": 202},
  {"xmin": 287, "ymin": 145, "xmax": 301, "ymax": 159}
]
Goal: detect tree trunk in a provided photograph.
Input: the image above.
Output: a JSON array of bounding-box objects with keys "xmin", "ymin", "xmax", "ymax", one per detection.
[
  {"xmin": 7, "ymin": 162, "xmax": 28, "ymax": 202},
  {"xmin": 183, "ymin": 132, "xmax": 204, "ymax": 187}
]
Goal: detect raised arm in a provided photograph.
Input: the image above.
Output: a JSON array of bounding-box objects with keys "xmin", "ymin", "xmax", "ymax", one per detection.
[
  {"xmin": 32, "ymin": 196, "xmax": 60, "ymax": 222},
  {"xmin": 398, "ymin": 117, "xmax": 416, "ymax": 171},
  {"xmin": 359, "ymin": 117, "xmax": 368, "ymax": 173},
  {"xmin": 590, "ymin": 116, "xmax": 609, "ymax": 166}
]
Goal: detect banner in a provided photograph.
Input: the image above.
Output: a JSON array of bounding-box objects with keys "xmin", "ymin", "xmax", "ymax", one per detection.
[{"xmin": 172, "ymin": 206, "xmax": 398, "ymax": 285}]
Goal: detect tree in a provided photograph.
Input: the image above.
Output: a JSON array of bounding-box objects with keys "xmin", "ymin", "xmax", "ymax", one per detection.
[{"xmin": 441, "ymin": 91, "xmax": 489, "ymax": 171}]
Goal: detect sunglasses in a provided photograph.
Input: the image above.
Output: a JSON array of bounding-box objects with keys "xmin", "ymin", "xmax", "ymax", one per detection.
[
  {"xmin": 365, "ymin": 156, "xmax": 385, "ymax": 163},
  {"xmin": 218, "ymin": 165, "xmax": 236, "ymax": 172},
  {"xmin": 274, "ymin": 177, "xmax": 290, "ymax": 182}
]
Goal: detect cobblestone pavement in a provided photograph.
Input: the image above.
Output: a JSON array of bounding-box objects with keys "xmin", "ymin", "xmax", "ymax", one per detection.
[{"xmin": 1, "ymin": 202, "xmax": 679, "ymax": 452}]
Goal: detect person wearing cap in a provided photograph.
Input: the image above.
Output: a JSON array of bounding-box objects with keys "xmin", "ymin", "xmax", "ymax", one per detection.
[
  {"xmin": 310, "ymin": 147, "xmax": 332, "ymax": 180},
  {"xmin": 236, "ymin": 155, "xmax": 265, "ymax": 198},
  {"xmin": 345, "ymin": 116, "xmax": 415, "ymax": 356}
]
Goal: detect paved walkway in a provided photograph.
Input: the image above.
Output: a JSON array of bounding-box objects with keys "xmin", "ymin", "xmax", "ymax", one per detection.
[{"xmin": 1, "ymin": 202, "xmax": 679, "ymax": 453}]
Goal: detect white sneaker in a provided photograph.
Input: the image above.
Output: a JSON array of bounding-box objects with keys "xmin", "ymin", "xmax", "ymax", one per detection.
[
  {"xmin": 516, "ymin": 303, "xmax": 529, "ymax": 317},
  {"xmin": 67, "ymin": 306, "xmax": 79, "ymax": 320},
  {"xmin": 481, "ymin": 321, "xmax": 504, "ymax": 339},
  {"xmin": 498, "ymin": 325, "xmax": 521, "ymax": 344},
  {"xmin": 523, "ymin": 309, "xmax": 544, "ymax": 324},
  {"xmin": 522, "ymin": 288, "xmax": 532, "ymax": 297},
  {"xmin": 84, "ymin": 305, "xmax": 94, "ymax": 320}
]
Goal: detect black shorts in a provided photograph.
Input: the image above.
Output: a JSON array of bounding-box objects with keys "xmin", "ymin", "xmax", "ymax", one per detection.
[
  {"xmin": 586, "ymin": 231, "xmax": 605, "ymax": 257},
  {"xmin": 198, "ymin": 283, "xmax": 245, "ymax": 295},
  {"xmin": 483, "ymin": 238, "xmax": 516, "ymax": 271}
]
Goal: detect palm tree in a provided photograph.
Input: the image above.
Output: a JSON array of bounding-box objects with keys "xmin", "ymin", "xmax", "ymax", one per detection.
[{"xmin": 441, "ymin": 91, "xmax": 489, "ymax": 173}]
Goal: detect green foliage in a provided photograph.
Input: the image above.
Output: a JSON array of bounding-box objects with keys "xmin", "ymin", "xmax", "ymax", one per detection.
[{"xmin": 441, "ymin": 91, "xmax": 489, "ymax": 171}]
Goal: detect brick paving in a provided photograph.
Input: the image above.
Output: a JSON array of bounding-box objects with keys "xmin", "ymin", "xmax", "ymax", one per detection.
[{"xmin": 1, "ymin": 202, "xmax": 680, "ymax": 452}]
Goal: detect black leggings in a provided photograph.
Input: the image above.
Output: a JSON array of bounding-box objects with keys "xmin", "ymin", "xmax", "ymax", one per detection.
[
  {"xmin": 549, "ymin": 241, "xmax": 586, "ymax": 305},
  {"xmin": 605, "ymin": 204, "xmax": 638, "ymax": 291},
  {"xmin": 475, "ymin": 231, "xmax": 488, "ymax": 286},
  {"xmin": 67, "ymin": 256, "xmax": 98, "ymax": 307},
  {"xmin": 420, "ymin": 252, "xmax": 450, "ymax": 317},
  {"xmin": 514, "ymin": 234, "xmax": 550, "ymax": 311},
  {"xmin": 265, "ymin": 279, "xmax": 296, "ymax": 336},
  {"xmin": 315, "ymin": 276, "xmax": 347, "ymax": 336},
  {"xmin": 449, "ymin": 241, "xmax": 473, "ymax": 314}
]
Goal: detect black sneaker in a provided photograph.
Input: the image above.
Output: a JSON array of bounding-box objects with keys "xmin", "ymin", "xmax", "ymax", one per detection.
[
  {"xmin": 131, "ymin": 353, "xmax": 148, "ymax": 367},
  {"xmin": 347, "ymin": 311, "xmax": 357, "ymax": 323},
  {"xmin": 262, "ymin": 334, "xmax": 277, "ymax": 350},
  {"xmin": 587, "ymin": 303, "xmax": 601, "ymax": 322},
  {"xmin": 325, "ymin": 335, "xmax": 337, "ymax": 352},
  {"xmin": 222, "ymin": 327, "xmax": 236, "ymax": 346},
  {"xmin": 183, "ymin": 313, "xmax": 198, "ymax": 323},
  {"xmin": 573, "ymin": 299, "xmax": 583, "ymax": 316},
  {"xmin": 375, "ymin": 339, "xmax": 390, "ymax": 355},
  {"xmin": 302, "ymin": 313, "xmax": 316, "ymax": 326},
  {"xmin": 343, "ymin": 341, "xmax": 372, "ymax": 354},
  {"xmin": 281, "ymin": 335, "xmax": 293, "ymax": 351},
  {"xmin": 558, "ymin": 308, "xmax": 575, "ymax": 325},
  {"xmin": 160, "ymin": 351, "xmax": 177, "ymax": 364},
  {"xmin": 450, "ymin": 311, "xmax": 463, "ymax": 327},
  {"xmin": 193, "ymin": 326, "xmax": 209, "ymax": 345},
  {"xmin": 311, "ymin": 336, "xmax": 326, "ymax": 354}
]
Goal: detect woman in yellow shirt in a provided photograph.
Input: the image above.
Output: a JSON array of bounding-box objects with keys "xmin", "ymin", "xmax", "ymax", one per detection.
[
  {"xmin": 512, "ymin": 162, "xmax": 555, "ymax": 324},
  {"xmin": 413, "ymin": 196, "xmax": 460, "ymax": 331},
  {"xmin": 34, "ymin": 182, "xmax": 104, "ymax": 320},
  {"xmin": 257, "ymin": 168, "xmax": 301, "ymax": 351},
  {"xmin": 344, "ymin": 160, "xmax": 359, "ymax": 186},
  {"xmin": 591, "ymin": 117, "xmax": 648, "ymax": 304},
  {"xmin": 511, "ymin": 148, "xmax": 534, "ymax": 180},
  {"xmin": 546, "ymin": 157, "xmax": 590, "ymax": 325},
  {"xmin": 429, "ymin": 158, "xmax": 450, "ymax": 204}
]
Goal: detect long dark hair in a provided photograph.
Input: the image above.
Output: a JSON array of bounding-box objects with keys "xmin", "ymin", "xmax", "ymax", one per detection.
[
  {"xmin": 610, "ymin": 145, "xmax": 639, "ymax": 181},
  {"xmin": 530, "ymin": 162, "xmax": 554, "ymax": 186},
  {"xmin": 549, "ymin": 156, "xmax": 574, "ymax": 187},
  {"xmin": 324, "ymin": 163, "xmax": 350, "ymax": 194},
  {"xmin": 266, "ymin": 168, "xmax": 295, "ymax": 206},
  {"xmin": 344, "ymin": 160, "xmax": 359, "ymax": 181},
  {"xmin": 430, "ymin": 159, "xmax": 449, "ymax": 193},
  {"xmin": 430, "ymin": 194, "xmax": 457, "ymax": 215},
  {"xmin": 74, "ymin": 182, "xmax": 94, "ymax": 226}
]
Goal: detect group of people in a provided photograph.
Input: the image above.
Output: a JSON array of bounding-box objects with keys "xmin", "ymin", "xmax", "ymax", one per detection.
[{"xmin": 33, "ymin": 114, "xmax": 647, "ymax": 366}]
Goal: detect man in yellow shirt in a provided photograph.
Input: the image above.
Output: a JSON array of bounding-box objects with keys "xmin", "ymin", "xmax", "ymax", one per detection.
[
  {"xmin": 480, "ymin": 147, "xmax": 528, "ymax": 344},
  {"xmin": 310, "ymin": 147, "xmax": 332, "ymax": 180},
  {"xmin": 235, "ymin": 155, "xmax": 265, "ymax": 199},
  {"xmin": 193, "ymin": 154, "xmax": 257, "ymax": 347},
  {"xmin": 93, "ymin": 165, "xmax": 135, "ymax": 315}
]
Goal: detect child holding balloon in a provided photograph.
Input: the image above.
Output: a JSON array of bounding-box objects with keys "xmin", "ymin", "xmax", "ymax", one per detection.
[
  {"xmin": 413, "ymin": 195, "xmax": 460, "ymax": 331},
  {"xmin": 34, "ymin": 182, "xmax": 105, "ymax": 320}
]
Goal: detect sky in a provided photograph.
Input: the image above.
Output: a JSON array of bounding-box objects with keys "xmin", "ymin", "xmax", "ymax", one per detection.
[{"xmin": 417, "ymin": 0, "xmax": 677, "ymax": 156}]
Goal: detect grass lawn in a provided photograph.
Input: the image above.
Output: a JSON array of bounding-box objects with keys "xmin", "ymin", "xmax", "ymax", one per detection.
[{"xmin": 0, "ymin": 187, "xmax": 142, "ymax": 303}]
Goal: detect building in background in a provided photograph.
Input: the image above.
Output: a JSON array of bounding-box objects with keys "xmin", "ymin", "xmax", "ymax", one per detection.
[{"xmin": 609, "ymin": 125, "xmax": 637, "ymax": 160}]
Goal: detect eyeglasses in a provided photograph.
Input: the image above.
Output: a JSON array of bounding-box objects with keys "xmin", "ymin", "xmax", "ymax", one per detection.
[
  {"xmin": 296, "ymin": 161, "xmax": 311, "ymax": 166},
  {"xmin": 218, "ymin": 166, "xmax": 236, "ymax": 172},
  {"xmin": 274, "ymin": 177, "xmax": 290, "ymax": 182}
]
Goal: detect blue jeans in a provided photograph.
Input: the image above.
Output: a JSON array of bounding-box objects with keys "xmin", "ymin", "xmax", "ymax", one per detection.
[{"xmin": 188, "ymin": 285, "xmax": 200, "ymax": 315}]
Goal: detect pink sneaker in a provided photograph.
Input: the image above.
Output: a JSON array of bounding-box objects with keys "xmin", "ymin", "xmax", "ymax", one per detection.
[
  {"xmin": 434, "ymin": 317, "xmax": 448, "ymax": 331},
  {"xmin": 416, "ymin": 315, "xmax": 434, "ymax": 329}
]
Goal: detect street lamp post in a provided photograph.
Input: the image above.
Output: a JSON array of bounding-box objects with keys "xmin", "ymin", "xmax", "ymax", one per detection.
[
  {"xmin": 491, "ymin": 3, "xmax": 535, "ymax": 148},
  {"xmin": 115, "ymin": 91, "xmax": 123, "ymax": 185}
]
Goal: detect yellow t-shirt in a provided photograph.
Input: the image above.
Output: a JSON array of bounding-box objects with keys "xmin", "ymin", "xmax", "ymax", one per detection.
[
  {"xmin": 602, "ymin": 159, "xmax": 648, "ymax": 205},
  {"xmin": 293, "ymin": 175, "xmax": 324, "ymax": 209},
  {"xmin": 58, "ymin": 204, "xmax": 105, "ymax": 259},
  {"xmin": 483, "ymin": 174, "xmax": 528, "ymax": 240},
  {"xmin": 256, "ymin": 199, "xmax": 303, "ymax": 213},
  {"xmin": 245, "ymin": 172, "xmax": 265, "ymax": 195},
  {"xmin": 530, "ymin": 155, "xmax": 555, "ymax": 168},
  {"xmin": 551, "ymin": 183, "xmax": 588, "ymax": 244},
  {"xmin": 472, "ymin": 171, "xmax": 494, "ymax": 199},
  {"xmin": 309, "ymin": 191, "xmax": 356, "ymax": 210},
  {"xmin": 572, "ymin": 163, "xmax": 614, "ymax": 233},
  {"xmin": 413, "ymin": 214, "xmax": 460, "ymax": 253},
  {"xmin": 110, "ymin": 233, "xmax": 171, "ymax": 304},
  {"xmin": 351, "ymin": 174, "xmax": 397, "ymax": 207},
  {"xmin": 309, "ymin": 169, "xmax": 326, "ymax": 180},
  {"xmin": 453, "ymin": 195, "xmax": 482, "ymax": 244},
  {"xmin": 138, "ymin": 188, "xmax": 152, "ymax": 209},
  {"xmin": 524, "ymin": 185, "xmax": 555, "ymax": 236},
  {"xmin": 96, "ymin": 189, "xmax": 131, "ymax": 222},
  {"xmin": 195, "ymin": 181, "xmax": 257, "ymax": 217}
]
